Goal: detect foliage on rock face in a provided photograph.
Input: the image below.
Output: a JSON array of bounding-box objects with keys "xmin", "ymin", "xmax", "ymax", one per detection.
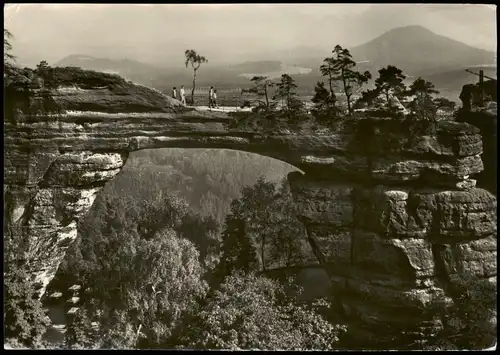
[
  {"xmin": 351, "ymin": 68, "xmax": 451, "ymax": 153},
  {"xmin": 327, "ymin": 45, "xmax": 372, "ymax": 115},
  {"xmin": 4, "ymin": 267, "xmax": 50, "ymax": 349},
  {"xmin": 355, "ymin": 88, "xmax": 382, "ymax": 108},
  {"xmin": 243, "ymin": 76, "xmax": 277, "ymax": 112},
  {"xmin": 311, "ymin": 81, "xmax": 340, "ymax": 125},
  {"xmin": 274, "ymin": 74, "xmax": 305, "ymax": 121},
  {"xmin": 350, "ymin": 114, "xmax": 440, "ymax": 158},
  {"xmin": 314, "ymin": 44, "xmax": 371, "ymax": 122},
  {"xmin": 3, "ymin": 221, "xmax": 51, "ymax": 349},
  {"xmin": 373, "ymin": 65, "xmax": 407, "ymax": 111},
  {"xmin": 4, "ymin": 29, "xmax": 18, "ymax": 78},
  {"xmin": 98, "ymin": 309, "xmax": 138, "ymax": 349},
  {"xmin": 65, "ymin": 307, "xmax": 99, "ymax": 349},
  {"xmin": 409, "ymin": 77, "xmax": 439, "ymax": 97},
  {"xmin": 424, "ymin": 275, "xmax": 497, "ymax": 350},
  {"xmin": 375, "ymin": 66, "xmax": 407, "ymax": 97},
  {"xmin": 406, "ymin": 77, "xmax": 440, "ymax": 122},
  {"xmin": 408, "ymin": 94, "xmax": 438, "ymax": 123},
  {"xmin": 433, "ymin": 97, "xmax": 456, "ymax": 113},
  {"xmin": 4, "ymin": 29, "xmax": 42, "ymax": 117},
  {"xmin": 179, "ymin": 273, "xmax": 346, "ymax": 350}
]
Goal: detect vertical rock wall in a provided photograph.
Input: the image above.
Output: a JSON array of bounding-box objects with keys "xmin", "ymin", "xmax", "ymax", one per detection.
[
  {"xmin": 456, "ymin": 102, "xmax": 497, "ymax": 194},
  {"xmin": 288, "ymin": 120, "xmax": 497, "ymax": 348},
  {"xmin": 4, "ymin": 151, "xmax": 128, "ymax": 296}
]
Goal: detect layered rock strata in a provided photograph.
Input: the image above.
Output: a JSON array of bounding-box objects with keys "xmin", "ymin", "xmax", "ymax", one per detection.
[
  {"xmin": 456, "ymin": 101, "xmax": 497, "ymax": 194},
  {"xmin": 288, "ymin": 118, "xmax": 497, "ymax": 348},
  {"xmin": 4, "ymin": 75, "xmax": 497, "ymax": 349}
]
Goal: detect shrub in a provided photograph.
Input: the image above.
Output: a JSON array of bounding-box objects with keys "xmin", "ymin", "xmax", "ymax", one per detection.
[
  {"xmin": 4, "ymin": 267, "xmax": 51, "ymax": 348},
  {"xmin": 65, "ymin": 307, "xmax": 100, "ymax": 349},
  {"xmin": 65, "ymin": 230, "xmax": 208, "ymax": 349},
  {"xmin": 178, "ymin": 273, "xmax": 346, "ymax": 350},
  {"xmin": 425, "ymin": 275, "xmax": 497, "ymax": 350}
]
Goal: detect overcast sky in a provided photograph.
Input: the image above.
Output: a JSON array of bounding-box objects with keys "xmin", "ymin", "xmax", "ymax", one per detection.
[{"xmin": 4, "ymin": 4, "xmax": 497, "ymax": 67}]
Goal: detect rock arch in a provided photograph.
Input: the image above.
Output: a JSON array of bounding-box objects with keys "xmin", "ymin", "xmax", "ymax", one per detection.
[{"xmin": 4, "ymin": 75, "xmax": 496, "ymax": 348}]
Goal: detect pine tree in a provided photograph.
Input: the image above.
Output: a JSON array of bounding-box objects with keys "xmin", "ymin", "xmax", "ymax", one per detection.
[{"xmin": 273, "ymin": 74, "xmax": 304, "ymax": 120}]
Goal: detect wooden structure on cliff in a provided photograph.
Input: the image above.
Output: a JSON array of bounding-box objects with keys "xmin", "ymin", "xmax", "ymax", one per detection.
[
  {"xmin": 464, "ymin": 69, "xmax": 497, "ymax": 105},
  {"xmin": 465, "ymin": 69, "xmax": 496, "ymax": 82}
]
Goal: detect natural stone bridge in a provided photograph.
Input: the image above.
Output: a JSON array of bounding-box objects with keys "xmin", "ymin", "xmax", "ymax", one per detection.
[{"xmin": 3, "ymin": 76, "xmax": 497, "ymax": 349}]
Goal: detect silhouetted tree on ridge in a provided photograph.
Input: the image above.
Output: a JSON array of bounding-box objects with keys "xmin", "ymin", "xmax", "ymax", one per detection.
[{"xmin": 184, "ymin": 49, "xmax": 208, "ymax": 105}]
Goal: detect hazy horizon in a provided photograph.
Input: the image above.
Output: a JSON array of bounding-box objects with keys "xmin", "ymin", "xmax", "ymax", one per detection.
[{"xmin": 4, "ymin": 3, "xmax": 497, "ymax": 68}]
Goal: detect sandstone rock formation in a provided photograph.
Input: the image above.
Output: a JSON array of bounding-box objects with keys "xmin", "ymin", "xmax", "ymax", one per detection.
[
  {"xmin": 4, "ymin": 69, "xmax": 496, "ymax": 349},
  {"xmin": 460, "ymin": 79, "xmax": 497, "ymax": 111},
  {"xmin": 456, "ymin": 100, "xmax": 497, "ymax": 194}
]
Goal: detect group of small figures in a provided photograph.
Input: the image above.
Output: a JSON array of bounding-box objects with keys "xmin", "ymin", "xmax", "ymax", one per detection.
[{"xmin": 171, "ymin": 86, "xmax": 219, "ymax": 108}]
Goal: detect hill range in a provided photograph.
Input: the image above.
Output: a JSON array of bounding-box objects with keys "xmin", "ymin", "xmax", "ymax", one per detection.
[{"xmin": 55, "ymin": 25, "xmax": 496, "ymax": 100}]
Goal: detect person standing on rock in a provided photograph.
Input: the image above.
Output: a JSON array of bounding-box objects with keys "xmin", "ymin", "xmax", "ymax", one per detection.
[
  {"xmin": 209, "ymin": 86, "xmax": 214, "ymax": 108},
  {"xmin": 213, "ymin": 89, "xmax": 218, "ymax": 108},
  {"xmin": 180, "ymin": 85, "xmax": 186, "ymax": 106},
  {"xmin": 172, "ymin": 87, "xmax": 177, "ymax": 100}
]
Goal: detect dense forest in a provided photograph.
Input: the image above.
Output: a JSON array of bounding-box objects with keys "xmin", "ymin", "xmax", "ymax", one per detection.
[
  {"xmin": 54, "ymin": 149, "xmax": 302, "ymax": 285},
  {"xmin": 44, "ymin": 149, "xmax": 332, "ymax": 350},
  {"xmin": 121, "ymin": 149, "xmax": 297, "ymax": 223}
]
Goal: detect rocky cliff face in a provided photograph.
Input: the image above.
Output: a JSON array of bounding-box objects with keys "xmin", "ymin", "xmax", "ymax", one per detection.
[
  {"xmin": 4, "ymin": 70, "xmax": 496, "ymax": 349},
  {"xmin": 456, "ymin": 101, "xmax": 497, "ymax": 194},
  {"xmin": 287, "ymin": 116, "xmax": 496, "ymax": 348}
]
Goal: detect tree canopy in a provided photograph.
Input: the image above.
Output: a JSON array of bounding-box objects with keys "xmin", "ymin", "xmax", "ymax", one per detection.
[{"xmin": 178, "ymin": 273, "xmax": 346, "ymax": 350}]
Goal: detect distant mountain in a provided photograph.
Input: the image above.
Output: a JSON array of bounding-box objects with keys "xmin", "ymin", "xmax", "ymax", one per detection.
[
  {"xmin": 55, "ymin": 54, "xmax": 216, "ymax": 89},
  {"xmin": 55, "ymin": 54, "xmax": 162, "ymax": 83},
  {"xmin": 289, "ymin": 25, "xmax": 497, "ymax": 94},
  {"xmin": 54, "ymin": 55, "xmax": 314, "ymax": 90},
  {"xmin": 349, "ymin": 25, "xmax": 496, "ymax": 76},
  {"xmin": 227, "ymin": 61, "xmax": 283, "ymax": 73},
  {"xmin": 266, "ymin": 46, "xmax": 334, "ymax": 65},
  {"xmin": 54, "ymin": 26, "xmax": 496, "ymax": 98}
]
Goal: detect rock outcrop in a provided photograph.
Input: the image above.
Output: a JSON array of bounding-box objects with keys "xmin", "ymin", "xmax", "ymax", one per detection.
[
  {"xmin": 456, "ymin": 100, "xmax": 497, "ymax": 194},
  {"xmin": 459, "ymin": 79, "xmax": 497, "ymax": 111},
  {"xmin": 4, "ymin": 69, "xmax": 496, "ymax": 349}
]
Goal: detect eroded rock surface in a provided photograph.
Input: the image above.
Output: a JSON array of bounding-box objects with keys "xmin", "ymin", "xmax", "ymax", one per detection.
[
  {"xmin": 4, "ymin": 70, "xmax": 497, "ymax": 349},
  {"xmin": 290, "ymin": 172, "xmax": 496, "ymax": 347},
  {"xmin": 456, "ymin": 101, "xmax": 497, "ymax": 194}
]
